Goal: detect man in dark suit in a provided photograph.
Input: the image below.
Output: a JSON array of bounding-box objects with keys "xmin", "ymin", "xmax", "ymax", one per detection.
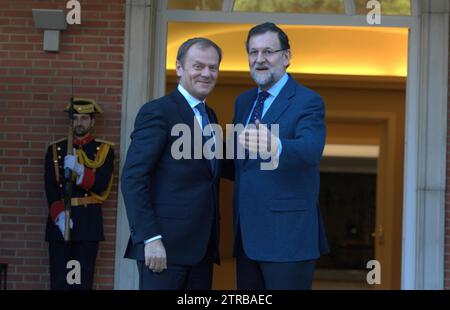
[
  {"xmin": 121, "ymin": 38, "xmax": 222, "ymax": 290},
  {"xmin": 231, "ymin": 22, "xmax": 329, "ymax": 290},
  {"xmin": 45, "ymin": 98, "xmax": 115, "ymax": 289}
]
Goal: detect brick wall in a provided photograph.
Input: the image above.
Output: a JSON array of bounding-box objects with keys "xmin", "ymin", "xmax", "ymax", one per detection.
[{"xmin": 0, "ymin": 0, "xmax": 124, "ymax": 289}]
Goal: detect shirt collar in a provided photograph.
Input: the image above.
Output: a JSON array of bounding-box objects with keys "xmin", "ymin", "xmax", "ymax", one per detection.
[
  {"xmin": 177, "ymin": 84, "xmax": 205, "ymax": 109},
  {"xmin": 258, "ymin": 72, "xmax": 289, "ymax": 99},
  {"xmin": 74, "ymin": 134, "xmax": 94, "ymax": 146}
]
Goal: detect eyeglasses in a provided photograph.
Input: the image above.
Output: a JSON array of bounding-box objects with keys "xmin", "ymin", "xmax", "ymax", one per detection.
[{"xmin": 248, "ymin": 48, "xmax": 286, "ymax": 59}]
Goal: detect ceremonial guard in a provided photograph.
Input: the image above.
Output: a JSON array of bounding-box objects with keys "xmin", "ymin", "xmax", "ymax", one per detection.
[{"xmin": 44, "ymin": 98, "xmax": 114, "ymax": 289}]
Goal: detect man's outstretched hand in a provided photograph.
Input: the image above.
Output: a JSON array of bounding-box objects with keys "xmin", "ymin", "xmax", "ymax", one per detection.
[{"xmin": 239, "ymin": 120, "xmax": 279, "ymax": 157}]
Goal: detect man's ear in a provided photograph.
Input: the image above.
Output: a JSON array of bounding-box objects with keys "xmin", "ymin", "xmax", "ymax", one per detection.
[
  {"xmin": 283, "ymin": 49, "xmax": 291, "ymax": 68},
  {"xmin": 91, "ymin": 117, "xmax": 95, "ymax": 127},
  {"xmin": 175, "ymin": 60, "xmax": 183, "ymax": 78}
]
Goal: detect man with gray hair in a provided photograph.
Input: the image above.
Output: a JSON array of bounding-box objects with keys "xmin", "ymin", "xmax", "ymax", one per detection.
[
  {"xmin": 121, "ymin": 38, "xmax": 223, "ymax": 289},
  {"xmin": 232, "ymin": 22, "xmax": 329, "ymax": 290}
]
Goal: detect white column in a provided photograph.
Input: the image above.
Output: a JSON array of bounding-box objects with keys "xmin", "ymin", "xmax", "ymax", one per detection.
[
  {"xmin": 402, "ymin": 0, "xmax": 449, "ymax": 290},
  {"xmin": 114, "ymin": 0, "xmax": 167, "ymax": 289}
]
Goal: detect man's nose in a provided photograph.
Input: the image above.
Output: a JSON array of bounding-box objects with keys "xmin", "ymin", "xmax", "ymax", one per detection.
[
  {"xmin": 255, "ymin": 52, "xmax": 266, "ymax": 63},
  {"xmin": 201, "ymin": 67, "xmax": 212, "ymax": 77}
]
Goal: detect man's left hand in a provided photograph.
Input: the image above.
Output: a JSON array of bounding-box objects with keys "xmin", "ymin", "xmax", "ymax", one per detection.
[{"xmin": 64, "ymin": 154, "xmax": 84, "ymax": 176}]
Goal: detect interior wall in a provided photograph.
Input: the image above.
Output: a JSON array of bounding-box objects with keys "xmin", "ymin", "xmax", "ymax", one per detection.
[{"xmin": 167, "ymin": 23, "xmax": 408, "ymax": 76}]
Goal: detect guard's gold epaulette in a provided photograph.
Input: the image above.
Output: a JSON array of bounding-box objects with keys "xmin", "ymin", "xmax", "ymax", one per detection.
[
  {"xmin": 95, "ymin": 139, "xmax": 115, "ymax": 147},
  {"xmin": 48, "ymin": 137, "xmax": 66, "ymax": 147}
]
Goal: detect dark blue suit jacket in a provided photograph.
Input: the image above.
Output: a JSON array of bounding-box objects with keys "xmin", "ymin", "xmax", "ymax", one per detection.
[
  {"xmin": 121, "ymin": 89, "xmax": 221, "ymax": 265},
  {"xmin": 232, "ymin": 75, "xmax": 329, "ymax": 262}
]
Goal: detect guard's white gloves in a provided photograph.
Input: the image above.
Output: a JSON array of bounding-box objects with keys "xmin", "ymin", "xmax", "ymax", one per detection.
[
  {"xmin": 64, "ymin": 154, "xmax": 84, "ymax": 176},
  {"xmin": 55, "ymin": 212, "xmax": 74, "ymax": 237}
]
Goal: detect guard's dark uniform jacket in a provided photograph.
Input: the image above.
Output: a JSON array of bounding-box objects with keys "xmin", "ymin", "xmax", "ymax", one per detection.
[{"xmin": 44, "ymin": 134, "xmax": 114, "ymax": 241}]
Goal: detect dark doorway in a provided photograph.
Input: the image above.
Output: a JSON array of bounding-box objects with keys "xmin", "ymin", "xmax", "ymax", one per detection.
[{"xmin": 314, "ymin": 166, "xmax": 376, "ymax": 289}]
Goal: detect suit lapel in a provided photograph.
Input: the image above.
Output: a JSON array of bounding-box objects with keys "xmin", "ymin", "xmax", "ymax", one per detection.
[
  {"xmin": 171, "ymin": 89, "xmax": 212, "ymax": 177},
  {"xmin": 205, "ymin": 105, "xmax": 221, "ymax": 179},
  {"xmin": 234, "ymin": 77, "xmax": 296, "ymax": 168},
  {"xmin": 171, "ymin": 89, "xmax": 197, "ymax": 131},
  {"xmin": 233, "ymin": 90, "xmax": 257, "ymax": 168},
  {"xmin": 236, "ymin": 89, "xmax": 258, "ymax": 126},
  {"xmin": 261, "ymin": 76, "xmax": 296, "ymax": 125}
]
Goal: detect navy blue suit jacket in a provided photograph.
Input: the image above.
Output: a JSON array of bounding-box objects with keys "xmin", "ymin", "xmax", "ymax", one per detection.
[
  {"xmin": 232, "ymin": 75, "xmax": 329, "ymax": 262},
  {"xmin": 121, "ymin": 89, "xmax": 221, "ymax": 265}
]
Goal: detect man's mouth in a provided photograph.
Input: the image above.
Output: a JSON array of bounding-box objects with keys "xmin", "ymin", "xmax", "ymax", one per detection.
[
  {"xmin": 197, "ymin": 81, "xmax": 211, "ymax": 86},
  {"xmin": 255, "ymin": 67, "xmax": 269, "ymax": 72}
]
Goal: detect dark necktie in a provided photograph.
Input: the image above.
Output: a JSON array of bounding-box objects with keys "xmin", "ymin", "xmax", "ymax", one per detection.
[
  {"xmin": 244, "ymin": 91, "xmax": 270, "ymax": 160},
  {"xmin": 196, "ymin": 102, "xmax": 210, "ymax": 131},
  {"xmin": 248, "ymin": 91, "xmax": 270, "ymax": 125},
  {"xmin": 196, "ymin": 102, "xmax": 215, "ymax": 173}
]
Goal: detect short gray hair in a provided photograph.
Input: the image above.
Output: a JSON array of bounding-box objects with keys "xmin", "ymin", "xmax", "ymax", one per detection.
[{"xmin": 176, "ymin": 37, "xmax": 222, "ymax": 66}]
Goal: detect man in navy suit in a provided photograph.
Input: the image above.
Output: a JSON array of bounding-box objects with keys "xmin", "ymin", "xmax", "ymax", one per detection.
[
  {"xmin": 231, "ymin": 22, "xmax": 329, "ymax": 290},
  {"xmin": 121, "ymin": 38, "xmax": 222, "ymax": 290}
]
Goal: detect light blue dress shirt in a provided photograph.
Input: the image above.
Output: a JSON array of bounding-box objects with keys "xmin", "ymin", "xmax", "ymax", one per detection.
[
  {"xmin": 245, "ymin": 73, "xmax": 289, "ymax": 155},
  {"xmin": 177, "ymin": 84, "xmax": 208, "ymax": 129},
  {"xmin": 245, "ymin": 73, "xmax": 289, "ymax": 125}
]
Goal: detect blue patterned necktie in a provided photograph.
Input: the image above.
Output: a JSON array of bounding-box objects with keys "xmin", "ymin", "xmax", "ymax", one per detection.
[
  {"xmin": 248, "ymin": 91, "xmax": 270, "ymax": 125},
  {"xmin": 196, "ymin": 102, "xmax": 215, "ymax": 173},
  {"xmin": 196, "ymin": 102, "xmax": 210, "ymax": 131},
  {"xmin": 244, "ymin": 91, "xmax": 270, "ymax": 160}
]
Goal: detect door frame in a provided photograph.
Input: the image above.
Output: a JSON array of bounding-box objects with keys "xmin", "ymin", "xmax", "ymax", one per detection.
[
  {"xmin": 326, "ymin": 109, "xmax": 402, "ymax": 289},
  {"xmin": 115, "ymin": 0, "xmax": 449, "ymax": 289}
]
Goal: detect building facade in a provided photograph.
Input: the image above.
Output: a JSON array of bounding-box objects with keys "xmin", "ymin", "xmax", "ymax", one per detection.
[{"xmin": 0, "ymin": 0, "xmax": 449, "ymax": 289}]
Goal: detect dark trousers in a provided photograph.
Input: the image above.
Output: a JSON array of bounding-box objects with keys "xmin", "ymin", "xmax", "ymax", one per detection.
[
  {"xmin": 137, "ymin": 258, "xmax": 213, "ymax": 290},
  {"xmin": 137, "ymin": 233, "xmax": 215, "ymax": 290},
  {"xmin": 235, "ymin": 228, "xmax": 315, "ymax": 290},
  {"xmin": 48, "ymin": 241, "xmax": 99, "ymax": 290}
]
